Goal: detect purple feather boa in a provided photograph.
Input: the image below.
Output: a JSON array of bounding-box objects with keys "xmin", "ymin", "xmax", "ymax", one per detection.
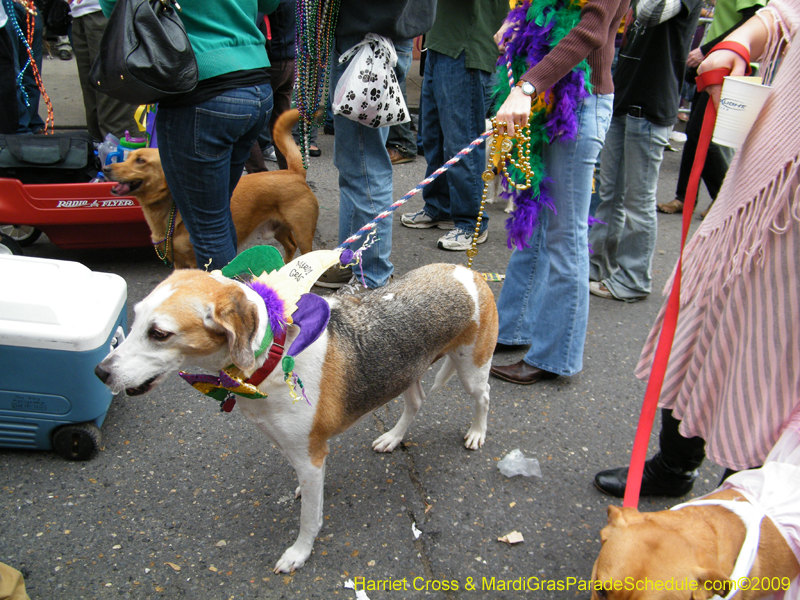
[
  {"xmin": 497, "ymin": 0, "xmax": 592, "ymax": 249},
  {"xmin": 247, "ymin": 280, "xmax": 287, "ymax": 335}
]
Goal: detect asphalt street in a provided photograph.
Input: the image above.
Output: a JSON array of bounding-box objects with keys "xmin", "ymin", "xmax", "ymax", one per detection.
[{"xmin": 1, "ymin": 55, "xmax": 722, "ymax": 600}]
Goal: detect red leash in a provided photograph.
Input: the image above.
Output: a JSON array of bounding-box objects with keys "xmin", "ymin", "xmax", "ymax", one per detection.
[{"xmin": 622, "ymin": 42, "xmax": 751, "ymax": 508}]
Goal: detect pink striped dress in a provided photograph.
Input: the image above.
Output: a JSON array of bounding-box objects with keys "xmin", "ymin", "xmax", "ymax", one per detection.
[{"xmin": 635, "ymin": 0, "xmax": 800, "ymax": 471}]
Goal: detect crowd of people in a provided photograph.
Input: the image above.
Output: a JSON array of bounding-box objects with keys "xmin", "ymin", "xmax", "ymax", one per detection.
[{"xmin": 4, "ymin": 0, "xmax": 800, "ymax": 532}]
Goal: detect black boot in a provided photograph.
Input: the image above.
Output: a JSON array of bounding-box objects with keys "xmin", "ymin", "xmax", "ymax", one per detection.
[
  {"xmin": 594, "ymin": 409, "xmax": 705, "ymax": 498},
  {"xmin": 594, "ymin": 452, "xmax": 699, "ymax": 498}
]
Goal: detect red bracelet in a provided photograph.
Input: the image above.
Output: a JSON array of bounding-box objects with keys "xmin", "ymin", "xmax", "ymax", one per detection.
[{"xmin": 708, "ymin": 41, "xmax": 754, "ymax": 75}]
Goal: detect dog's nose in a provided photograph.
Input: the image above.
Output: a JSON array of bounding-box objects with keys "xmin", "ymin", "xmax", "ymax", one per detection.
[{"xmin": 95, "ymin": 363, "xmax": 110, "ymax": 383}]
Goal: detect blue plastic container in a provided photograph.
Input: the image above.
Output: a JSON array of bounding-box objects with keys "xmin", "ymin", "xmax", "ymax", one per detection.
[{"xmin": 0, "ymin": 255, "xmax": 127, "ymax": 459}]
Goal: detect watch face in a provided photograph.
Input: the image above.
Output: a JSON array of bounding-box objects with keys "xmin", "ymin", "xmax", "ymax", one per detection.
[{"xmin": 521, "ymin": 81, "xmax": 535, "ymax": 96}]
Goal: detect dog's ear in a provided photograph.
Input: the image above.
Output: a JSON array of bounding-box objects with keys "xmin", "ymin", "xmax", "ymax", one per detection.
[
  {"xmin": 606, "ymin": 505, "xmax": 643, "ymax": 528},
  {"xmin": 209, "ymin": 287, "xmax": 259, "ymax": 371},
  {"xmin": 691, "ymin": 568, "xmax": 733, "ymax": 600}
]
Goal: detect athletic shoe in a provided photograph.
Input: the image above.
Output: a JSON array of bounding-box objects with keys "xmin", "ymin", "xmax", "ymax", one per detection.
[
  {"xmin": 401, "ymin": 209, "xmax": 454, "ymax": 230},
  {"xmin": 437, "ymin": 228, "xmax": 487, "ymax": 251}
]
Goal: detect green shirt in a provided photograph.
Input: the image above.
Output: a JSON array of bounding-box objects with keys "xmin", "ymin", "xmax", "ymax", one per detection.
[
  {"xmin": 705, "ymin": 0, "xmax": 766, "ymax": 42},
  {"xmin": 426, "ymin": 0, "xmax": 509, "ymax": 73},
  {"xmin": 99, "ymin": 0, "xmax": 279, "ymax": 81}
]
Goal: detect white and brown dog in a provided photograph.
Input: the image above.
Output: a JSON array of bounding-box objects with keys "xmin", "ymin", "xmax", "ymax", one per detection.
[{"xmin": 95, "ymin": 262, "xmax": 498, "ymax": 573}]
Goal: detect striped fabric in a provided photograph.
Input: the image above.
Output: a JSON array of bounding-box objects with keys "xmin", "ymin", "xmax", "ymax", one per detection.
[{"xmin": 635, "ymin": 0, "xmax": 800, "ymax": 471}]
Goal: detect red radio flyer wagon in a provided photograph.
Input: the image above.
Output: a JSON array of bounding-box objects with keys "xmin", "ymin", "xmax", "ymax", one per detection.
[{"xmin": 0, "ymin": 178, "xmax": 150, "ymax": 252}]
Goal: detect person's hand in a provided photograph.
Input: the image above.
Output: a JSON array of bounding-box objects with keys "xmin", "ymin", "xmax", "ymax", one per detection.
[
  {"xmin": 495, "ymin": 86, "xmax": 532, "ymax": 137},
  {"xmin": 697, "ymin": 48, "xmax": 749, "ymax": 107},
  {"xmin": 686, "ymin": 47, "xmax": 704, "ymax": 67},
  {"xmin": 495, "ymin": 21, "xmax": 514, "ymax": 52}
]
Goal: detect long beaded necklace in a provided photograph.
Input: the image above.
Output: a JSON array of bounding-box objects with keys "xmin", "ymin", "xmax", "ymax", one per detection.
[
  {"xmin": 494, "ymin": 0, "xmax": 591, "ymax": 250},
  {"xmin": 295, "ymin": 0, "xmax": 340, "ymax": 168},
  {"xmin": 3, "ymin": 0, "xmax": 54, "ymax": 133}
]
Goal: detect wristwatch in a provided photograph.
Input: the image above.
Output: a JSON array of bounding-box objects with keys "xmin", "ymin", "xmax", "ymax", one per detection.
[{"xmin": 517, "ymin": 80, "xmax": 536, "ymax": 96}]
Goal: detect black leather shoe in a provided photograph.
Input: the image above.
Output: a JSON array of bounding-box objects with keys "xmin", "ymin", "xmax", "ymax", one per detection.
[
  {"xmin": 494, "ymin": 342, "xmax": 527, "ymax": 353},
  {"xmin": 594, "ymin": 453, "xmax": 697, "ymax": 498},
  {"xmin": 489, "ymin": 360, "xmax": 558, "ymax": 385}
]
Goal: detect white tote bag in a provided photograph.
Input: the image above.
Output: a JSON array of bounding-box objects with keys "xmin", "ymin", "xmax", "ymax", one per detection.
[{"xmin": 332, "ymin": 33, "xmax": 411, "ymax": 128}]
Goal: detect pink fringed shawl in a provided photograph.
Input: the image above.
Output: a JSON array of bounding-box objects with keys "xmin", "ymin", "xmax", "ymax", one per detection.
[{"xmin": 667, "ymin": 0, "xmax": 800, "ymax": 309}]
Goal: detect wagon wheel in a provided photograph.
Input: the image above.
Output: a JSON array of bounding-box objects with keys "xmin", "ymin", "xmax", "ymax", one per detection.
[
  {"xmin": 52, "ymin": 423, "xmax": 103, "ymax": 461},
  {"xmin": 0, "ymin": 224, "xmax": 42, "ymax": 247},
  {"xmin": 0, "ymin": 232, "xmax": 23, "ymax": 256}
]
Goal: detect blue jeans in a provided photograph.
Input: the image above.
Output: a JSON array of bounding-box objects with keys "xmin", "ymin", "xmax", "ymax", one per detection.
[
  {"xmin": 156, "ymin": 83, "xmax": 273, "ymax": 269},
  {"xmin": 9, "ymin": 3, "xmax": 45, "ymax": 133},
  {"xmin": 332, "ymin": 36, "xmax": 413, "ymax": 288},
  {"xmin": 420, "ymin": 50, "xmax": 490, "ymax": 233},
  {"xmin": 588, "ymin": 113, "xmax": 670, "ymax": 300},
  {"xmin": 496, "ymin": 94, "xmax": 613, "ymax": 376}
]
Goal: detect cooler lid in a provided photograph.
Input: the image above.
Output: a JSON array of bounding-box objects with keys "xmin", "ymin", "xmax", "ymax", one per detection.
[{"xmin": 0, "ymin": 255, "xmax": 127, "ymax": 351}]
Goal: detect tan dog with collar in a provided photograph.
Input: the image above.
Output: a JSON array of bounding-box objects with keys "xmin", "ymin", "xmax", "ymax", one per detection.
[
  {"xmin": 103, "ymin": 109, "xmax": 319, "ymax": 268},
  {"xmin": 591, "ymin": 489, "xmax": 800, "ymax": 600},
  {"xmin": 95, "ymin": 262, "xmax": 498, "ymax": 573}
]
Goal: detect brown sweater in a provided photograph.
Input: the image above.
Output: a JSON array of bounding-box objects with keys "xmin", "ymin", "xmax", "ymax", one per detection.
[{"xmin": 519, "ymin": 0, "xmax": 630, "ymax": 96}]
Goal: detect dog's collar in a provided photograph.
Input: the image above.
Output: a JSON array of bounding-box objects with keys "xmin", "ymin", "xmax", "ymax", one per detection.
[
  {"xmin": 179, "ymin": 329, "xmax": 286, "ymax": 411},
  {"xmin": 671, "ymin": 498, "xmax": 765, "ymax": 600},
  {"xmin": 177, "ymin": 246, "xmax": 339, "ymax": 412}
]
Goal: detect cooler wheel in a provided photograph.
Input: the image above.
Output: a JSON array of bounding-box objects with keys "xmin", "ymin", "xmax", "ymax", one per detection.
[{"xmin": 52, "ymin": 423, "xmax": 103, "ymax": 461}]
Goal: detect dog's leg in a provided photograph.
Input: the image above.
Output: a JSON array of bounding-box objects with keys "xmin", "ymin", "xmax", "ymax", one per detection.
[
  {"xmin": 273, "ymin": 225, "xmax": 298, "ymax": 263},
  {"xmin": 274, "ymin": 459, "xmax": 326, "ymax": 573},
  {"xmin": 372, "ymin": 380, "xmax": 424, "ymax": 453},
  {"xmin": 454, "ymin": 358, "xmax": 491, "ymax": 450}
]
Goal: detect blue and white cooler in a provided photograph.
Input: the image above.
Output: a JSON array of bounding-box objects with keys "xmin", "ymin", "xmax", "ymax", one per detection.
[{"xmin": 0, "ymin": 255, "xmax": 127, "ymax": 460}]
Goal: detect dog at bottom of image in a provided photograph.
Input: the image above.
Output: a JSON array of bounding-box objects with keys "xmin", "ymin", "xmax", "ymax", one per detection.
[
  {"xmin": 591, "ymin": 483, "xmax": 800, "ymax": 599},
  {"xmin": 103, "ymin": 109, "xmax": 319, "ymax": 269},
  {"xmin": 94, "ymin": 262, "xmax": 498, "ymax": 573}
]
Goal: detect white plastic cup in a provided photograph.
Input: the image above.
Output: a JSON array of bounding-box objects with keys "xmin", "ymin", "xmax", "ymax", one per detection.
[{"xmin": 712, "ymin": 76, "xmax": 772, "ymax": 149}]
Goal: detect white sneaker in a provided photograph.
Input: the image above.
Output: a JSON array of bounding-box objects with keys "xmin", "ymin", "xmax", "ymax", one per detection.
[
  {"xmin": 437, "ymin": 228, "xmax": 487, "ymax": 251},
  {"xmin": 264, "ymin": 146, "xmax": 277, "ymax": 162},
  {"xmin": 401, "ymin": 209, "xmax": 454, "ymax": 230}
]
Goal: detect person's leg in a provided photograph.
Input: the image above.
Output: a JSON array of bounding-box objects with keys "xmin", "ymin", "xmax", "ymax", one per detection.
[
  {"xmin": 70, "ymin": 14, "xmax": 101, "ymax": 140},
  {"xmin": 520, "ymin": 94, "xmax": 611, "ymax": 374},
  {"xmin": 417, "ymin": 49, "xmax": 451, "ymax": 223},
  {"xmin": 156, "ymin": 83, "xmax": 272, "ymax": 269},
  {"xmin": 594, "ymin": 409, "xmax": 705, "ymax": 498},
  {"xmin": 601, "ymin": 114, "xmax": 669, "ymax": 300},
  {"xmin": 673, "ymin": 88, "xmax": 704, "ymax": 204},
  {"xmin": 589, "ymin": 113, "xmax": 626, "ymax": 282},
  {"xmin": 13, "ymin": 2, "xmax": 45, "ymax": 133},
  {"xmin": 79, "ymin": 11, "xmax": 139, "ymax": 140},
  {"xmin": 431, "ymin": 52, "xmax": 488, "ymax": 236},
  {"xmin": 386, "ymin": 75, "xmax": 416, "ymax": 159},
  {"xmin": 332, "ymin": 36, "xmax": 412, "ymax": 288},
  {"xmin": 268, "ymin": 58, "xmax": 295, "ymax": 170},
  {"xmin": 0, "ymin": 27, "xmax": 19, "ymax": 134},
  {"xmin": 499, "ymin": 95, "xmax": 611, "ymax": 366}
]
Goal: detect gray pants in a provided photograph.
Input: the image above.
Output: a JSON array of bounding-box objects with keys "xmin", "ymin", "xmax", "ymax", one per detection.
[
  {"xmin": 72, "ymin": 10, "xmax": 140, "ymax": 141},
  {"xmin": 589, "ymin": 112, "xmax": 670, "ymax": 300}
]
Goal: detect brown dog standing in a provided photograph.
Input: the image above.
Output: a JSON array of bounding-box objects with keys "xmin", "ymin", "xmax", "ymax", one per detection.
[
  {"xmin": 104, "ymin": 109, "xmax": 319, "ymax": 268},
  {"xmin": 591, "ymin": 489, "xmax": 800, "ymax": 600}
]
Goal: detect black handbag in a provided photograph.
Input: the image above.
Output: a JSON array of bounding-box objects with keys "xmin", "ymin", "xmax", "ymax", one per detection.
[
  {"xmin": 89, "ymin": 0, "xmax": 198, "ymax": 106},
  {"xmin": 0, "ymin": 132, "xmax": 100, "ymax": 184}
]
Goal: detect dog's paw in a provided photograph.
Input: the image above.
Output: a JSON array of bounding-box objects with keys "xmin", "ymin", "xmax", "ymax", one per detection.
[
  {"xmin": 273, "ymin": 545, "xmax": 311, "ymax": 573},
  {"xmin": 372, "ymin": 431, "xmax": 402, "ymax": 453},
  {"xmin": 464, "ymin": 428, "xmax": 486, "ymax": 450}
]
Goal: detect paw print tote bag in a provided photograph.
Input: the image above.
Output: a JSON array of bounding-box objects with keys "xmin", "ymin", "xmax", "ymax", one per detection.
[{"xmin": 332, "ymin": 33, "xmax": 411, "ymax": 128}]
